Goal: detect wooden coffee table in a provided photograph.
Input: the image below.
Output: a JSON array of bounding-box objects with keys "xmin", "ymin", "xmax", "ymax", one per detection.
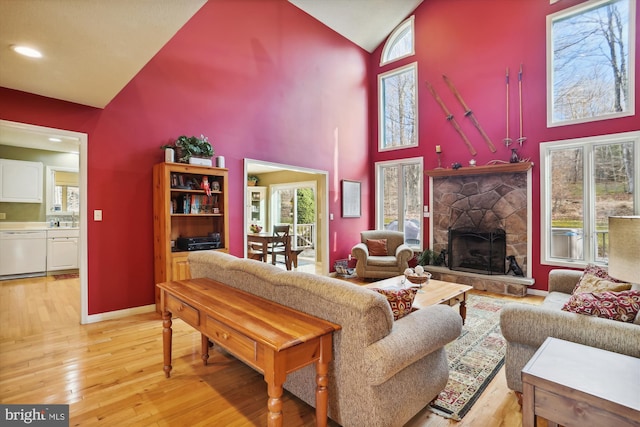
[{"xmin": 367, "ymin": 276, "xmax": 473, "ymax": 324}]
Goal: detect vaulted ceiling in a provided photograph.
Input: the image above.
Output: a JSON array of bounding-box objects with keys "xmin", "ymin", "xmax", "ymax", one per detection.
[{"xmin": 0, "ymin": 0, "xmax": 422, "ymax": 110}]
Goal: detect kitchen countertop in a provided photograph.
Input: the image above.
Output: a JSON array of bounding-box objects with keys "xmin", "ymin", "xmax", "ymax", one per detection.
[{"xmin": 0, "ymin": 222, "xmax": 79, "ymax": 231}]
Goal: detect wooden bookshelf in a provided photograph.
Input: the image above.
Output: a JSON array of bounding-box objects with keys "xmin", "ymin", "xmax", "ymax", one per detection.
[{"xmin": 152, "ymin": 162, "xmax": 229, "ymax": 310}]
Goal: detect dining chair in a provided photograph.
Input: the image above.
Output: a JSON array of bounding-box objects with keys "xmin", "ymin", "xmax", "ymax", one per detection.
[{"xmin": 267, "ymin": 225, "xmax": 291, "ymax": 269}]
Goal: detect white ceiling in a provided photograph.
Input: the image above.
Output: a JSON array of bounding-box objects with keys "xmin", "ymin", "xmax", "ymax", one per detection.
[
  {"xmin": 0, "ymin": 0, "xmax": 208, "ymax": 109},
  {"xmin": 1, "ymin": 0, "xmax": 422, "ymax": 110},
  {"xmin": 288, "ymin": 0, "xmax": 423, "ymax": 53},
  {"xmin": 0, "ymin": 0, "xmax": 422, "ymax": 152}
]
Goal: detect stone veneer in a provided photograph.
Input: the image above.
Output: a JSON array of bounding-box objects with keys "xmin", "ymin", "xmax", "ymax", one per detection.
[{"xmin": 428, "ymin": 164, "xmax": 533, "ymax": 296}]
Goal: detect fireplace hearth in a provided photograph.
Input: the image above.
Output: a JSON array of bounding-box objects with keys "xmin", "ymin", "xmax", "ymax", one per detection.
[{"xmin": 448, "ymin": 228, "xmax": 506, "ymax": 275}]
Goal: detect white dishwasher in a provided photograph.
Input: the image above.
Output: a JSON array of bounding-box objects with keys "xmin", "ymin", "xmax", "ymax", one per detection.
[{"xmin": 0, "ymin": 230, "xmax": 47, "ymax": 278}]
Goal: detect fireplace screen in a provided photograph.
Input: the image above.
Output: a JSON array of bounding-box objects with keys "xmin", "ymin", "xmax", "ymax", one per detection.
[{"xmin": 448, "ymin": 228, "xmax": 506, "ymax": 275}]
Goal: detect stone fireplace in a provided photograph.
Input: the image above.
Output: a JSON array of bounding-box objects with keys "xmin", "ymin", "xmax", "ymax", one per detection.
[{"xmin": 426, "ymin": 163, "xmax": 534, "ymax": 296}]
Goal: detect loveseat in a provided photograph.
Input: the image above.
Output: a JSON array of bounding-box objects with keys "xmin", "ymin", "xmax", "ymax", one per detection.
[
  {"xmin": 188, "ymin": 250, "xmax": 462, "ymax": 427},
  {"xmin": 500, "ymin": 269, "xmax": 640, "ymax": 393},
  {"xmin": 351, "ymin": 230, "xmax": 413, "ymax": 279}
]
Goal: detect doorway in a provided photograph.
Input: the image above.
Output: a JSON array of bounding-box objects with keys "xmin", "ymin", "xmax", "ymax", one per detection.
[
  {"xmin": 0, "ymin": 119, "xmax": 89, "ymax": 323},
  {"xmin": 270, "ymin": 181, "xmax": 317, "ymax": 260},
  {"xmin": 244, "ymin": 159, "xmax": 329, "ymax": 275}
]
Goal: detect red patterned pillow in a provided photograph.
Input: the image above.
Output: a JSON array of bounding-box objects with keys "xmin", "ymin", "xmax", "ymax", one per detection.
[
  {"xmin": 562, "ymin": 290, "xmax": 640, "ymax": 323},
  {"xmin": 372, "ymin": 287, "xmax": 417, "ymax": 320},
  {"xmin": 367, "ymin": 239, "xmax": 388, "ymax": 256}
]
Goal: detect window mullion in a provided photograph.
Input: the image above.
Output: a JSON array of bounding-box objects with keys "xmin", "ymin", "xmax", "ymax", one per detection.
[{"xmin": 584, "ymin": 144, "xmax": 596, "ymax": 263}]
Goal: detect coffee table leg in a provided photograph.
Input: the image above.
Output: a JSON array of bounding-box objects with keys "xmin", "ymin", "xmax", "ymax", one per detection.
[
  {"xmin": 162, "ymin": 310, "xmax": 173, "ymax": 378},
  {"xmin": 459, "ymin": 300, "xmax": 467, "ymax": 325}
]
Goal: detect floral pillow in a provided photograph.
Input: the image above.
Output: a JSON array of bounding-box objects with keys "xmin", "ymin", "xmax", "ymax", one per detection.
[
  {"xmin": 366, "ymin": 239, "xmax": 388, "ymax": 256},
  {"xmin": 573, "ymin": 264, "xmax": 631, "ymax": 294},
  {"xmin": 371, "ymin": 287, "xmax": 417, "ymax": 320},
  {"xmin": 562, "ymin": 290, "xmax": 640, "ymax": 323}
]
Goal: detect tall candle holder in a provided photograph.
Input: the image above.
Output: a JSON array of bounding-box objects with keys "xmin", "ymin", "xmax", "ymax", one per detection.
[{"xmin": 435, "ymin": 145, "xmax": 443, "ymax": 169}]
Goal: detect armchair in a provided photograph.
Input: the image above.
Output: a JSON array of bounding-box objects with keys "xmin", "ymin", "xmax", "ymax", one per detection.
[{"xmin": 351, "ymin": 230, "xmax": 413, "ymax": 279}]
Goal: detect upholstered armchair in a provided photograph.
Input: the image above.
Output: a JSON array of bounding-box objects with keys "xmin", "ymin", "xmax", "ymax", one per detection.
[{"xmin": 351, "ymin": 230, "xmax": 413, "ymax": 279}]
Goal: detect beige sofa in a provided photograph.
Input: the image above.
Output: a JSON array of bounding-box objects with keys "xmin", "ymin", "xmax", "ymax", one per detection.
[
  {"xmin": 188, "ymin": 251, "xmax": 462, "ymax": 427},
  {"xmin": 500, "ymin": 269, "xmax": 640, "ymax": 393},
  {"xmin": 351, "ymin": 230, "xmax": 413, "ymax": 279}
]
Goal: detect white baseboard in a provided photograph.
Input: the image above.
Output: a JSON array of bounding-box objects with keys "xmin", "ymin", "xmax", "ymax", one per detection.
[
  {"xmin": 84, "ymin": 304, "xmax": 156, "ymax": 324},
  {"xmin": 527, "ymin": 288, "xmax": 548, "ymax": 297}
]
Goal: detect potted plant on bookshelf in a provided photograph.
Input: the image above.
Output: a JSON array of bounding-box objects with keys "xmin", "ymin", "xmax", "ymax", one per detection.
[
  {"xmin": 162, "ymin": 135, "xmax": 214, "ymax": 165},
  {"xmin": 247, "ymin": 175, "xmax": 259, "ymax": 186}
]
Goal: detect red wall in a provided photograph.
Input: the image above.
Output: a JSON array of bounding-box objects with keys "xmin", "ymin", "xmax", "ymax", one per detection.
[
  {"xmin": 369, "ymin": 0, "xmax": 640, "ymax": 290},
  {"xmin": 2, "ymin": 0, "xmax": 638, "ymax": 313},
  {"xmin": 0, "ymin": 0, "xmax": 370, "ymax": 314}
]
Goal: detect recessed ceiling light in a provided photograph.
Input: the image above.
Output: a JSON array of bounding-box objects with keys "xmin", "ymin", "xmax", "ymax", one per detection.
[
  {"xmin": 11, "ymin": 45, "xmax": 43, "ymax": 58},
  {"xmin": 49, "ymin": 137, "xmax": 62, "ymax": 142}
]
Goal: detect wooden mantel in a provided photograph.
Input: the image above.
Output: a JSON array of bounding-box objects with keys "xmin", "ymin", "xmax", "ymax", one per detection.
[{"xmin": 425, "ymin": 161, "xmax": 533, "ymax": 177}]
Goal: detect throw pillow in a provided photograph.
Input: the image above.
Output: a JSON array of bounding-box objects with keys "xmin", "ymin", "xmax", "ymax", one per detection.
[
  {"xmin": 562, "ymin": 290, "xmax": 640, "ymax": 323},
  {"xmin": 367, "ymin": 239, "xmax": 388, "ymax": 256},
  {"xmin": 371, "ymin": 287, "xmax": 417, "ymax": 320},
  {"xmin": 572, "ymin": 264, "xmax": 631, "ymax": 294}
]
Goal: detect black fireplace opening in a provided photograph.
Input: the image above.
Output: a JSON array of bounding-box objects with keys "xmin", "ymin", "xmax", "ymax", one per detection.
[{"xmin": 448, "ymin": 228, "xmax": 506, "ymax": 275}]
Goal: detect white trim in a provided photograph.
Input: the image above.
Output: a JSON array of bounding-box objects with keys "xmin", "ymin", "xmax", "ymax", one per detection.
[
  {"xmin": 374, "ymin": 157, "xmax": 423, "ymax": 250},
  {"xmin": 546, "ymin": 0, "xmax": 636, "ymax": 127},
  {"xmin": 243, "ymin": 159, "xmax": 330, "ymax": 276},
  {"xmin": 380, "ymin": 16, "xmax": 415, "ymax": 66},
  {"xmin": 378, "ymin": 62, "xmax": 418, "ymax": 152},
  {"xmin": 539, "ymin": 130, "xmax": 640, "ymax": 269},
  {"xmin": 85, "ymin": 304, "xmax": 156, "ymax": 324},
  {"xmin": 0, "ymin": 120, "xmax": 89, "ymax": 324},
  {"xmin": 527, "ymin": 289, "xmax": 549, "ymax": 297}
]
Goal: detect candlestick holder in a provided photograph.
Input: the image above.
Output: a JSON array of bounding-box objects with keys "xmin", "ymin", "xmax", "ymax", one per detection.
[{"xmin": 436, "ymin": 152, "xmax": 443, "ymax": 169}]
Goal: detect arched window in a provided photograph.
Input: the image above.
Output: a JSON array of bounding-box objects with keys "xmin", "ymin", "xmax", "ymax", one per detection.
[{"xmin": 381, "ymin": 16, "xmax": 414, "ymax": 66}]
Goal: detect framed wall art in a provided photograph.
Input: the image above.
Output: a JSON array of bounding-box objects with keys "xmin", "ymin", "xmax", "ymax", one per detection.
[{"xmin": 341, "ymin": 180, "xmax": 361, "ymax": 218}]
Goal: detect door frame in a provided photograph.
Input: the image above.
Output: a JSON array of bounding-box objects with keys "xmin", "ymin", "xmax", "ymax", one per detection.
[
  {"xmin": 0, "ymin": 119, "xmax": 88, "ymax": 324},
  {"xmin": 243, "ymin": 158, "xmax": 329, "ymax": 275}
]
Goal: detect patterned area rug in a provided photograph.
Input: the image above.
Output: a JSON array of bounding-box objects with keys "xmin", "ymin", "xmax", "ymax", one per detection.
[{"xmin": 429, "ymin": 293, "xmax": 508, "ymax": 420}]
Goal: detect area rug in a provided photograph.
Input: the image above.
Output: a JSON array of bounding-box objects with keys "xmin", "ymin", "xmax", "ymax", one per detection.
[{"xmin": 429, "ymin": 293, "xmax": 508, "ymax": 420}]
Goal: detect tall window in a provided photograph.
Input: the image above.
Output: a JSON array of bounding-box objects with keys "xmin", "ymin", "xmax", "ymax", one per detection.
[
  {"xmin": 376, "ymin": 158, "xmax": 423, "ymax": 250},
  {"xmin": 547, "ymin": 0, "xmax": 636, "ymax": 126},
  {"xmin": 379, "ymin": 17, "xmax": 417, "ymax": 152},
  {"xmin": 540, "ymin": 131, "xmax": 639, "ymax": 267},
  {"xmin": 379, "ymin": 63, "xmax": 418, "ymax": 151},
  {"xmin": 381, "ymin": 16, "xmax": 414, "ymax": 65}
]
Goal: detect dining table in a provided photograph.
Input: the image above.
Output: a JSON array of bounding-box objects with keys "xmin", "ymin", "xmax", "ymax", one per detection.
[{"xmin": 247, "ymin": 232, "xmax": 292, "ymax": 270}]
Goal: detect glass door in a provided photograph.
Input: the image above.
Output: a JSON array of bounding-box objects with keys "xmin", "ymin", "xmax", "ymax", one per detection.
[{"xmin": 270, "ymin": 182, "xmax": 316, "ymax": 252}]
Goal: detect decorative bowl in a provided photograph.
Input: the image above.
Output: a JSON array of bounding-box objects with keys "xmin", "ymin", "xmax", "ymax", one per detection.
[{"xmin": 406, "ymin": 274, "xmax": 430, "ymax": 285}]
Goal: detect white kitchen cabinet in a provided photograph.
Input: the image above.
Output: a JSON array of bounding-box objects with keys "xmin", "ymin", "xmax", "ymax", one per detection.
[
  {"xmin": 247, "ymin": 186, "xmax": 266, "ymax": 230},
  {"xmin": 0, "ymin": 159, "xmax": 44, "ymax": 203},
  {"xmin": 47, "ymin": 228, "xmax": 79, "ymax": 271}
]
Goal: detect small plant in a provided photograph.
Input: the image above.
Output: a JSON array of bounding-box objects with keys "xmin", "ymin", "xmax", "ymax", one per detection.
[
  {"xmin": 247, "ymin": 175, "xmax": 259, "ymax": 185},
  {"xmin": 417, "ymin": 249, "xmax": 435, "ymax": 266},
  {"xmin": 162, "ymin": 134, "xmax": 214, "ymax": 163}
]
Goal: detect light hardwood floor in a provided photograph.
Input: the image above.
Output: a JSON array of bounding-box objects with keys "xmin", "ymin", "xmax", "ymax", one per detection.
[{"xmin": 0, "ymin": 273, "xmax": 548, "ymax": 426}]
